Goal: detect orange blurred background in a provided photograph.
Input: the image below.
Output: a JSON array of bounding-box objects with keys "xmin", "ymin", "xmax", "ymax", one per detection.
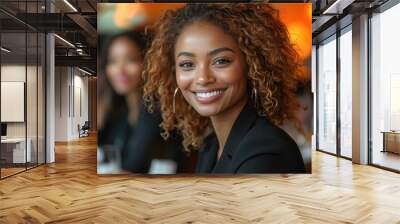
[
  {"xmin": 99, "ymin": 3, "xmax": 311, "ymax": 79},
  {"xmin": 104, "ymin": 3, "xmax": 311, "ymax": 59}
]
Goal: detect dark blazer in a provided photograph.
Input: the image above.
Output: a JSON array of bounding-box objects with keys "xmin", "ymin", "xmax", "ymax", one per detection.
[
  {"xmin": 98, "ymin": 103, "xmax": 184, "ymax": 173},
  {"xmin": 196, "ymin": 102, "xmax": 306, "ymax": 174}
]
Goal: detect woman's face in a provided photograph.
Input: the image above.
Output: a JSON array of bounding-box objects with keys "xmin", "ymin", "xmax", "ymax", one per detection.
[
  {"xmin": 106, "ymin": 37, "xmax": 143, "ymax": 95},
  {"xmin": 174, "ymin": 21, "xmax": 248, "ymax": 117}
]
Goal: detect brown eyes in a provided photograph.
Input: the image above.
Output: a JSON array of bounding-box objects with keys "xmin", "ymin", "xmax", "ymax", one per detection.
[
  {"xmin": 178, "ymin": 58, "xmax": 232, "ymax": 70},
  {"xmin": 178, "ymin": 61, "xmax": 194, "ymax": 69},
  {"xmin": 213, "ymin": 58, "xmax": 232, "ymax": 66}
]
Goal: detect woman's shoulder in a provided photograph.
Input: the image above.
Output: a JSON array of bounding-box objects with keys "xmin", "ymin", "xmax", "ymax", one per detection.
[
  {"xmin": 241, "ymin": 117, "xmax": 299, "ymax": 153},
  {"xmin": 232, "ymin": 117, "xmax": 305, "ymax": 173}
]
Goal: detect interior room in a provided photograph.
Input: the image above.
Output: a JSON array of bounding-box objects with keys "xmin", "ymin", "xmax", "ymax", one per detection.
[{"xmin": 0, "ymin": 14, "xmax": 46, "ymax": 178}]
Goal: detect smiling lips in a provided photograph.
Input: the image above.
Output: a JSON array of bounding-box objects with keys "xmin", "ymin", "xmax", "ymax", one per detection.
[
  {"xmin": 192, "ymin": 88, "xmax": 226, "ymax": 104},
  {"xmin": 116, "ymin": 75, "xmax": 130, "ymax": 86}
]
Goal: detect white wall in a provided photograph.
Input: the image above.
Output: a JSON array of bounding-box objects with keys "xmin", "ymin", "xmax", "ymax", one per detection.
[
  {"xmin": 1, "ymin": 65, "xmax": 26, "ymax": 134},
  {"xmin": 54, "ymin": 67, "xmax": 89, "ymax": 141},
  {"xmin": 55, "ymin": 67, "xmax": 69, "ymax": 141},
  {"xmin": 1, "ymin": 65, "xmax": 26, "ymax": 81},
  {"xmin": 1, "ymin": 82, "xmax": 25, "ymax": 122},
  {"xmin": 72, "ymin": 73, "xmax": 89, "ymax": 138},
  {"xmin": 1, "ymin": 63, "xmax": 46, "ymax": 164},
  {"xmin": 1, "ymin": 65, "xmax": 39, "ymax": 138}
]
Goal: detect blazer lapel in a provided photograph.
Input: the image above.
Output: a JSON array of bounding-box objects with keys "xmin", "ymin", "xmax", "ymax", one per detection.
[
  {"xmin": 197, "ymin": 133, "xmax": 218, "ymax": 173},
  {"xmin": 213, "ymin": 102, "xmax": 258, "ymax": 173}
]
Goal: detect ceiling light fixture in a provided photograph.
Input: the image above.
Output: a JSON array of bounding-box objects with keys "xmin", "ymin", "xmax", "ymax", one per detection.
[
  {"xmin": 63, "ymin": 0, "xmax": 78, "ymax": 12},
  {"xmin": 322, "ymin": 0, "xmax": 355, "ymax": 15},
  {"xmin": 54, "ymin": 34, "xmax": 75, "ymax": 48},
  {"xmin": 78, "ymin": 67, "xmax": 93, "ymax": 76},
  {"xmin": 1, "ymin": 47, "xmax": 11, "ymax": 53}
]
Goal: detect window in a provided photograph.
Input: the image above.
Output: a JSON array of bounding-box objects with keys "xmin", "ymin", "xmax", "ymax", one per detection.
[
  {"xmin": 339, "ymin": 27, "xmax": 352, "ymax": 158},
  {"xmin": 317, "ymin": 35, "xmax": 337, "ymax": 154},
  {"xmin": 370, "ymin": 2, "xmax": 400, "ymax": 171}
]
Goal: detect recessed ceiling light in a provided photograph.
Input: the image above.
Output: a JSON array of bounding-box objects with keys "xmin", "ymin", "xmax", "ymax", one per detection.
[
  {"xmin": 54, "ymin": 34, "xmax": 75, "ymax": 48},
  {"xmin": 1, "ymin": 47, "xmax": 11, "ymax": 53},
  {"xmin": 63, "ymin": 0, "xmax": 78, "ymax": 12},
  {"xmin": 322, "ymin": 0, "xmax": 354, "ymax": 15},
  {"xmin": 77, "ymin": 67, "xmax": 93, "ymax": 76}
]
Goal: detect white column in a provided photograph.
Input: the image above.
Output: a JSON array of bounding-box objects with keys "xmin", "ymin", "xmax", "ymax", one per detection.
[
  {"xmin": 352, "ymin": 14, "xmax": 369, "ymax": 164},
  {"xmin": 46, "ymin": 33, "xmax": 55, "ymax": 163},
  {"xmin": 45, "ymin": 1, "xmax": 56, "ymax": 163}
]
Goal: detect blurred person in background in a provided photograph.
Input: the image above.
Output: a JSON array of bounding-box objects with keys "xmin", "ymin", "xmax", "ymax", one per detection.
[
  {"xmin": 281, "ymin": 81, "xmax": 313, "ymax": 172},
  {"xmin": 98, "ymin": 31, "xmax": 184, "ymax": 173},
  {"xmin": 143, "ymin": 4, "xmax": 306, "ymax": 173}
]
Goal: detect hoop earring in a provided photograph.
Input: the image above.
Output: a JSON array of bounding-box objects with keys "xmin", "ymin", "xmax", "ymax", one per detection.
[
  {"xmin": 173, "ymin": 88, "xmax": 179, "ymax": 113},
  {"xmin": 251, "ymin": 87, "xmax": 258, "ymax": 108}
]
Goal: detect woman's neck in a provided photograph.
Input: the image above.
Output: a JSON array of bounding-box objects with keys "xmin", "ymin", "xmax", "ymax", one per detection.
[
  {"xmin": 125, "ymin": 91, "xmax": 140, "ymax": 125},
  {"xmin": 210, "ymin": 96, "xmax": 249, "ymax": 160}
]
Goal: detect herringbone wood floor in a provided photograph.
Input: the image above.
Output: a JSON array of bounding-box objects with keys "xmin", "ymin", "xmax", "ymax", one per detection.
[{"xmin": 1, "ymin": 135, "xmax": 400, "ymax": 224}]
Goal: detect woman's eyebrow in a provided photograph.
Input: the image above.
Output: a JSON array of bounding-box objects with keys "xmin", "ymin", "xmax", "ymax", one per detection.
[
  {"xmin": 177, "ymin": 51, "xmax": 195, "ymax": 58},
  {"xmin": 176, "ymin": 47, "xmax": 234, "ymax": 58},
  {"xmin": 208, "ymin": 47, "xmax": 234, "ymax": 56}
]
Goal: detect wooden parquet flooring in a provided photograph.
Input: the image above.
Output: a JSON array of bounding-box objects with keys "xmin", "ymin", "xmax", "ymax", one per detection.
[
  {"xmin": 1, "ymin": 167, "xmax": 26, "ymax": 178},
  {"xmin": 1, "ymin": 135, "xmax": 400, "ymax": 223}
]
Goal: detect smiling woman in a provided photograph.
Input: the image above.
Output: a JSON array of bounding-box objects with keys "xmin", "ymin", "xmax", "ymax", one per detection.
[
  {"xmin": 143, "ymin": 3, "xmax": 307, "ymax": 174},
  {"xmin": 175, "ymin": 22, "xmax": 248, "ymax": 119}
]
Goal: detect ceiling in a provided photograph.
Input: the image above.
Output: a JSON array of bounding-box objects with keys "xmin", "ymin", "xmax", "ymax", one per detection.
[
  {"xmin": 0, "ymin": 0, "xmax": 314, "ymax": 75},
  {"xmin": 5, "ymin": 0, "xmax": 389, "ymax": 73},
  {"xmin": 311, "ymin": 0, "xmax": 390, "ymax": 43},
  {"xmin": 0, "ymin": 0, "xmax": 97, "ymax": 74}
]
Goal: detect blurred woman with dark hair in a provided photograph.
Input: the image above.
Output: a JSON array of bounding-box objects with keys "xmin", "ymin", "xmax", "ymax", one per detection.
[
  {"xmin": 98, "ymin": 31, "xmax": 146, "ymax": 131},
  {"xmin": 98, "ymin": 31, "xmax": 183, "ymax": 173}
]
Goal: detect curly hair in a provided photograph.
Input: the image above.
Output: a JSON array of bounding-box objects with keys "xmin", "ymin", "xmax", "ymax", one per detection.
[{"xmin": 142, "ymin": 3, "xmax": 304, "ymax": 152}]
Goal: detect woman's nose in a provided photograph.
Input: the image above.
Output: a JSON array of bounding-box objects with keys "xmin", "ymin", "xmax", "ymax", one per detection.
[
  {"xmin": 195, "ymin": 65, "xmax": 215, "ymax": 85},
  {"xmin": 115, "ymin": 62, "xmax": 126, "ymax": 74}
]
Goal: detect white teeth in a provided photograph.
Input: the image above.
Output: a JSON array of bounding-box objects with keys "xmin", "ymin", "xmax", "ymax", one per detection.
[{"xmin": 195, "ymin": 90, "xmax": 224, "ymax": 98}]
